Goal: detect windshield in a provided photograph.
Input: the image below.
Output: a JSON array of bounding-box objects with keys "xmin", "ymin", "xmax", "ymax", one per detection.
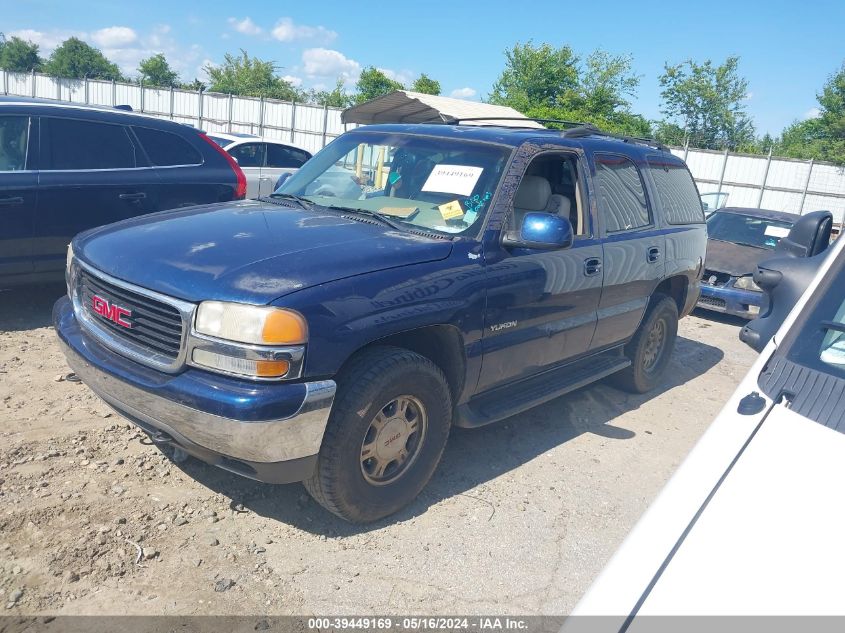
[
  {"xmin": 206, "ymin": 135, "xmax": 233, "ymax": 148},
  {"xmin": 276, "ymin": 132, "xmax": 511, "ymax": 235},
  {"xmin": 706, "ymin": 211, "xmax": 793, "ymax": 249}
]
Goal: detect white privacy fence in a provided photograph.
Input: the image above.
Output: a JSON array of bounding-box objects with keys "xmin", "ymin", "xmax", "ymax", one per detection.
[
  {"xmin": 671, "ymin": 146, "xmax": 845, "ymax": 222},
  {"xmin": 1, "ymin": 70, "xmax": 354, "ymax": 155},
  {"xmin": 3, "ymin": 70, "xmax": 844, "ymax": 219}
]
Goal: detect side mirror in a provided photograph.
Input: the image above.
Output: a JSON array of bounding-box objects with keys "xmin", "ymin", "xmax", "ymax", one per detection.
[
  {"xmin": 775, "ymin": 210, "xmax": 833, "ymax": 258},
  {"xmin": 739, "ymin": 210, "xmax": 834, "ymax": 352},
  {"xmin": 502, "ymin": 213, "xmax": 574, "ymax": 250}
]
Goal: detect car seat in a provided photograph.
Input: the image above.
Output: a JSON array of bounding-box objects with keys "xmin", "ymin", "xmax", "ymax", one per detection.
[{"xmin": 513, "ymin": 175, "xmax": 571, "ymax": 229}]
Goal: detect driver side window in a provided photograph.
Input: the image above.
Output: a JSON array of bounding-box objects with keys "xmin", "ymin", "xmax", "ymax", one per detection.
[{"xmin": 512, "ymin": 152, "xmax": 588, "ymax": 236}]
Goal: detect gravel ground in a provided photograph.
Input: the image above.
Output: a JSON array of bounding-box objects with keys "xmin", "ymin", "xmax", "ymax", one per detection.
[{"xmin": 0, "ymin": 283, "xmax": 758, "ymax": 615}]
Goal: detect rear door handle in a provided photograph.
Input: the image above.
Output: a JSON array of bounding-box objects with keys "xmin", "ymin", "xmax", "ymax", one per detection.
[
  {"xmin": 647, "ymin": 246, "xmax": 661, "ymax": 263},
  {"xmin": 0, "ymin": 196, "xmax": 24, "ymax": 206},
  {"xmin": 119, "ymin": 192, "xmax": 147, "ymax": 201},
  {"xmin": 584, "ymin": 257, "xmax": 602, "ymax": 276}
]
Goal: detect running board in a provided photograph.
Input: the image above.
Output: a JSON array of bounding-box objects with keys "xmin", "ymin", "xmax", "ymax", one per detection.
[{"xmin": 455, "ymin": 351, "xmax": 630, "ymax": 428}]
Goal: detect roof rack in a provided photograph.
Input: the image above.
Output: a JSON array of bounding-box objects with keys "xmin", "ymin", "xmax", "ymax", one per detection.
[{"xmin": 441, "ymin": 116, "xmax": 669, "ymax": 152}]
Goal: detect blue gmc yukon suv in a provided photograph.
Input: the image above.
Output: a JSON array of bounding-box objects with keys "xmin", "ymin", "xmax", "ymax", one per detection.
[{"xmin": 54, "ymin": 122, "xmax": 707, "ymax": 522}]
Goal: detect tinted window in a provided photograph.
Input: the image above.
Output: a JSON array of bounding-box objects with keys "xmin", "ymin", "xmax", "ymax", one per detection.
[
  {"xmin": 228, "ymin": 143, "xmax": 265, "ymax": 168},
  {"xmin": 0, "ymin": 116, "xmax": 29, "ymax": 171},
  {"xmin": 133, "ymin": 127, "xmax": 202, "ymax": 166},
  {"xmin": 266, "ymin": 144, "xmax": 311, "ymax": 168},
  {"xmin": 44, "ymin": 118, "xmax": 136, "ymax": 170},
  {"xmin": 594, "ymin": 153, "xmax": 650, "ymax": 232},
  {"xmin": 647, "ymin": 157, "xmax": 704, "ymax": 224}
]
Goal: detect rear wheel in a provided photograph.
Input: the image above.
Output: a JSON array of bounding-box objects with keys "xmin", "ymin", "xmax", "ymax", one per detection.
[
  {"xmin": 611, "ymin": 294, "xmax": 678, "ymax": 394},
  {"xmin": 304, "ymin": 346, "xmax": 452, "ymax": 523}
]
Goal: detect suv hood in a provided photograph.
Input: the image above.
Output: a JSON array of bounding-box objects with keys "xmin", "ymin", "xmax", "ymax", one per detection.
[{"xmin": 75, "ymin": 200, "xmax": 453, "ymax": 304}]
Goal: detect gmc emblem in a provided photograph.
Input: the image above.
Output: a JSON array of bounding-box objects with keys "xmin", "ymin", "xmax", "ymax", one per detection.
[{"xmin": 91, "ymin": 295, "xmax": 133, "ymax": 328}]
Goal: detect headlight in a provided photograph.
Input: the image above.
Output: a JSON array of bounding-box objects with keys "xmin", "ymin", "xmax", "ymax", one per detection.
[
  {"xmin": 733, "ymin": 275, "xmax": 761, "ymax": 292},
  {"xmin": 194, "ymin": 301, "xmax": 307, "ymax": 345},
  {"xmin": 191, "ymin": 302, "xmax": 308, "ymax": 380}
]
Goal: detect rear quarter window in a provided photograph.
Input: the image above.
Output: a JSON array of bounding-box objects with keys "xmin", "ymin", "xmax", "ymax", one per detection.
[
  {"xmin": 133, "ymin": 126, "xmax": 203, "ymax": 166},
  {"xmin": 647, "ymin": 156, "xmax": 705, "ymax": 224},
  {"xmin": 266, "ymin": 144, "xmax": 311, "ymax": 168}
]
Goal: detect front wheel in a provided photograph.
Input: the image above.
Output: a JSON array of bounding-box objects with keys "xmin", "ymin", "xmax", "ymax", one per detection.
[
  {"xmin": 304, "ymin": 346, "xmax": 452, "ymax": 523},
  {"xmin": 611, "ymin": 294, "xmax": 678, "ymax": 394}
]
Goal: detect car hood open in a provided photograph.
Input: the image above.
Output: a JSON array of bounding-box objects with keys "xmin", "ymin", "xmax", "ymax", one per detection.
[{"xmin": 75, "ymin": 200, "xmax": 453, "ymax": 304}]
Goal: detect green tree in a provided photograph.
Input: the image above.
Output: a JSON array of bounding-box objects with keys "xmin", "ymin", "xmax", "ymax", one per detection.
[
  {"xmin": 579, "ymin": 51, "xmax": 640, "ymax": 119},
  {"xmin": 657, "ymin": 56, "xmax": 754, "ymax": 150},
  {"xmin": 310, "ymin": 78, "xmax": 354, "ymax": 108},
  {"xmin": 179, "ymin": 78, "xmax": 206, "ymax": 92},
  {"xmin": 205, "ymin": 50, "xmax": 303, "ymax": 100},
  {"xmin": 43, "ymin": 37, "xmax": 123, "ymax": 80},
  {"xmin": 489, "ymin": 41, "xmax": 580, "ymax": 112},
  {"xmin": 138, "ymin": 53, "xmax": 179, "ymax": 87},
  {"xmin": 778, "ymin": 61, "xmax": 845, "ymax": 164},
  {"xmin": 354, "ymin": 67, "xmax": 403, "ymax": 103},
  {"xmin": 411, "ymin": 73, "xmax": 440, "ymax": 95},
  {"xmin": 0, "ymin": 35, "xmax": 43, "ymax": 72}
]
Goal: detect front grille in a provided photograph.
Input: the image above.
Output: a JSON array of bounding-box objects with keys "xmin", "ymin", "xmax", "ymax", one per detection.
[
  {"xmin": 702, "ymin": 269, "xmax": 732, "ymax": 287},
  {"xmin": 78, "ymin": 268, "xmax": 184, "ymax": 360},
  {"xmin": 698, "ymin": 295, "xmax": 727, "ymax": 309}
]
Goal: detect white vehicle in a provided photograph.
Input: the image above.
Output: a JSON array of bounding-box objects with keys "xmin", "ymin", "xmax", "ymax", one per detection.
[
  {"xmin": 205, "ymin": 132, "xmax": 312, "ymax": 198},
  {"xmin": 572, "ymin": 211, "xmax": 843, "ymax": 623}
]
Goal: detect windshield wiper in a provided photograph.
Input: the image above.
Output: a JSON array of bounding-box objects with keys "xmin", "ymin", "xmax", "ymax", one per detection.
[
  {"xmin": 323, "ymin": 205, "xmax": 406, "ymax": 231},
  {"xmin": 261, "ymin": 192, "xmax": 314, "ymax": 209}
]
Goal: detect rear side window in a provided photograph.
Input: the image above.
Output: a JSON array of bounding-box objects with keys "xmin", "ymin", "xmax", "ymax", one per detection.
[
  {"xmin": 228, "ymin": 143, "xmax": 265, "ymax": 168},
  {"xmin": 133, "ymin": 127, "xmax": 202, "ymax": 166},
  {"xmin": 0, "ymin": 116, "xmax": 30, "ymax": 171},
  {"xmin": 266, "ymin": 144, "xmax": 311, "ymax": 168},
  {"xmin": 647, "ymin": 156, "xmax": 704, "ymax": 224},
  {"xmin": 43, "ymin": 118, "xmax": 136, "ymax": 170},
  {"xmin": 593, "ymin": 153, "xmax": 650, "ymax": 233}
]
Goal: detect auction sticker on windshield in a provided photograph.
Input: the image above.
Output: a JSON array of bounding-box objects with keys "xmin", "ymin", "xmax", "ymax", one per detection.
[
  {"xmin": 422, "ymin": 165, "xmax": 483, "ymax": 196},
  {"xmin": 765, "ymin": 225, "xmax": 790, "ymax": 238}
]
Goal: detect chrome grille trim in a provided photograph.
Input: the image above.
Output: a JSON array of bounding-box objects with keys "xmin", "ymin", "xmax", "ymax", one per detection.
[{"xmin": 70, "ymin": 259, "xmax": 195, "ymax": 373}]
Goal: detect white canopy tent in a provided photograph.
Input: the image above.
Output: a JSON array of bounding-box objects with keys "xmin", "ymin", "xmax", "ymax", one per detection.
[{"xmin": 341, "ymin": 90, "xmax": 544, "ymax": 128}]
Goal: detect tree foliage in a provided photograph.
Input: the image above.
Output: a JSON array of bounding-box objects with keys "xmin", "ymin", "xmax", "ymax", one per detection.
[
  {"xmin": 205, "ymin": 50, "xmax": 302, "ymax": 100},
  {"xmin": 355, "ymin": 67, "xmax": 403, "ymax": 103},
  {"xmin": 657, "ymin": 57, "xmax": 754, "ymax": 150},
  {"xmin": 777, "ymin": 61, "xmax": 845, "ymax": 164},
  {"xmin": 489, "ymin": 41, "xmax": 645, "ymax": 135},
  {"xmin": 43, "ymin": 37, "xmax": 123, "ymax": 80},
  {"xmin": 138, "ymin": 53, "xmax": 179, "ymax": 87},
  {"xmin": 0, "ymin": 34, "xmax": 43, "ymax": 73},
  {"xmin": 310, "ymin": 78, "xmax": 354, "ymax": 108},
  {"xmin": 411, "ymin": 73, "xmax": 440, "ymax": 95}
]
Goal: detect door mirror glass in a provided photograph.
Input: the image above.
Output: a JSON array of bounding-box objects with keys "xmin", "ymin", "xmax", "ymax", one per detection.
[{"xmin": 503, "ymin": 212, "xmax": 574, "ymax": 250}]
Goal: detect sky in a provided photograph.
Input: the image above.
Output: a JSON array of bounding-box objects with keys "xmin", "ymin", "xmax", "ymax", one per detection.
[{"xmin": 4, "ymin": 0, "xmax": 844, "ymax": 135}]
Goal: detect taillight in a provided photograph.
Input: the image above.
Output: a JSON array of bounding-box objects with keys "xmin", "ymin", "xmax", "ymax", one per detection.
[{"xmin": 199, "ymin": 133, "xmax": 247, "ymax": 200}]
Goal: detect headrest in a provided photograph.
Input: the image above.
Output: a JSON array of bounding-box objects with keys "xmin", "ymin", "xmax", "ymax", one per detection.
[{"xmin": 514, "ymin": 175, "xmax": 552, "ymax": 210}]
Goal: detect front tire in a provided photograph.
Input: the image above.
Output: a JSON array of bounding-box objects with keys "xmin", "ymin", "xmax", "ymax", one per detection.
[
  {"xmin": 611, "ymin": 294, "xmax": 678, "ymax": 394},
  {"xmin": 304, "ymin": 346, "xmax": 452, "ymax": 523}
]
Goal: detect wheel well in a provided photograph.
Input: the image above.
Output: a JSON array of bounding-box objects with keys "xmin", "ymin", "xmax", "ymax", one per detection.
[
  {"xmin": 655, "ymin": 276, "xmax": 688, "ymax": 314},
  {"xmin": 342, "ymin": 326, "xmax": 466, "ymax": 402}
]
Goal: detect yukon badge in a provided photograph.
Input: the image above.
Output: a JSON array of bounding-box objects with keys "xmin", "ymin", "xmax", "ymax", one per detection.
[
  {"xmin": 91, "ymin": 295, "xmax": 133, "ymax": 329},
  {"xmin": 490, "ymin": 320, "xmax": 517, "ymax": 332}
]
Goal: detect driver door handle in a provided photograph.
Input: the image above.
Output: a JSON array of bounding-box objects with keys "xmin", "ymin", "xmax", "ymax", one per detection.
[
  {"xmin": 0, "ymin": 196, "xmax": 24, "ymax": 206},
  {"xmin": 584, "ymin": 257, "xmax": 602, "ymax": 276},
  {"xmin": 119, "ymin": 192, "xmax": 146, "ymax": 201},
  {"xmin": 647, "ymin": 246, "xmax": 661, "ymax": 263}
]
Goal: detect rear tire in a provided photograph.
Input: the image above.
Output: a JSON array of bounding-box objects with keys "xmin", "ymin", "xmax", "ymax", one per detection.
[
  {"xmin": 611, "ymin": 294, "xmax": 678, "ymax": 394},
  {"xmin": 304, "ymin": 346, "xmax": 452, "ymax": 523}
]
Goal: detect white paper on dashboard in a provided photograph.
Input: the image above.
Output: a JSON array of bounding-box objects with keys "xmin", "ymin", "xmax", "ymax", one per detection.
[
  {"xmin": 421, "ymin": 165, "xmax": 483, "ymax": 196},
  {"xmin": 764, "ymin": 225, "xmax": 790, "ymax": 238}
]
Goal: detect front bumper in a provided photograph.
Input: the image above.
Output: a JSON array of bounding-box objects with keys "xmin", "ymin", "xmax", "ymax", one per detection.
[
  {"xmin": 697, "ymin": 284, "xmax": 763, "ymax": 319},
  {"xmin": 53, "ymin": 296, "xmax": 335, "ymax": 484}
]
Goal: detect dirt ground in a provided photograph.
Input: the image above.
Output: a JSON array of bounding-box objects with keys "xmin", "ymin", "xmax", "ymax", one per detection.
[{"xmin": 0, "ymin": 283, "xmax": 758, "ymax": 616}]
